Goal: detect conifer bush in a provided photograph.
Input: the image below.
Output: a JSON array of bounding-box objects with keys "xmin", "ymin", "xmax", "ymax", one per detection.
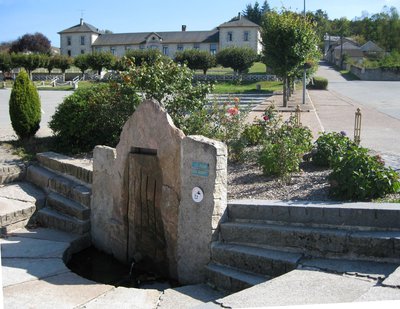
[{"xmin": 9, "ymin": 70, "xmax": 41, "ymax": 139}]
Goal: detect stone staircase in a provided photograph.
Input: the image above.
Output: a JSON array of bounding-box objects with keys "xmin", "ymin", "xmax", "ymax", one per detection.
[
  {"xmin": 207, "ymin": 93, "xmax": 272, "ymax": 111},
  {"xmin": 206, "ymin": 200, "xmax": 400, "ymax": 292},
  {"xmin": 26, "ymin": 152, "xmax": 93, "ymax": 235}
]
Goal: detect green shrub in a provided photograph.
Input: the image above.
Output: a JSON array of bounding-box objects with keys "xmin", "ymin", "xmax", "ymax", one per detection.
[
  {"xmin": 242, "ymin": 124, "xmax": 265, "ymax": 146},
  {"xmin": 258, "ymin": 115, "xmax": 313, "ymax": 183},
  {"xmin": 312, "ymin": 131, "xmax": 354, "ymax": 167},
  {"xmin": 308, "ymin": 76, "xmax": 328, "ymax": 90},
  {"xmin": 49, "ymin": 83, "xmax": 139, "ymax": 152},
  {"xmin": 9, "ymin": 70, "xmax": 41, "ymax": 139},
  {"xmin": 329, "ymin": 145, "xmax": 400, "ymax": 200}
]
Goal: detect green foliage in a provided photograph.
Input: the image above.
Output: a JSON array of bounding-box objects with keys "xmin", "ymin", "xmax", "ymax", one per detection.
[
  {"xmin": 49, "ymin": 83, "xmax": 139, "ymax": 152},
  {"xmin": 329, "ymin": 145, "xmax": 400, "ymax": 200},
  {"xmin": 174, "ymin": 49, "xmax": 216, "ymax": 74},
  {"xmin": 50, "ymin": 54, "xmax": 212, "ymax": 152},
  {"xmin": 87, "ymin": 52, "xmax": 115, "ymax": 75},
  {"xmin": 119, "ymin": 55, "xmax": 212, "ymax": 130},
  {"xmin": 258, "ymin": 108, "xmax": 313, "ymax": 183},
  {"xmin": 9, "ymin": 70, "xmax": 41, "ymax": 139},
  {"xmin": 74, "ymin": 54, "xmax": 91, "ymax": 75},
  {"xmin": 216, "ymin": 47, "xmax": 258, "ymax": 74},
  {"xmin": 0, "ymin": 52, "xmax": 12, "ymax": 72},
  {"xmin": 51, "ymin": 55, "xmax": 72, "ymax": 73},
  {"xmin": 261, "ymin": 10, "xmax": 320, "ymax": 105},
  {"xmin": 308, "ymin": 76, "xmax": 328, "ymax": 90},
  {"xmin": 124, "ymin": 49, "xmax": 165, "ymax": 67},
  {"xmin": 242, "ymin": 1, "xmax": 271, "ymax": 25},
  {"xmin": 242, "ymin": 124, "xmax": 265, "ymax": 146},
  {"xmin": 312, "ymin": 132, "xmax": 354, "ymax": 167}
]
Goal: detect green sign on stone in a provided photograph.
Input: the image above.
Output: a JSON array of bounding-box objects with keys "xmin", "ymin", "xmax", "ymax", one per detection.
[{"xmin": 192, "ymin": 162, "xmax": 209, "ymax": 177}]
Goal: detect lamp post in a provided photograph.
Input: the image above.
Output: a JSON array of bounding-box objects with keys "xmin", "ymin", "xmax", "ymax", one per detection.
[{"xmin": 302, "ymin": 0, "xmax": 306, "ymax": 105}]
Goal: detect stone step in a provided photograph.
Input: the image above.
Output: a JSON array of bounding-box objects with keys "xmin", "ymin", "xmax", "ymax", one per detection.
[
  {"xmin": 220, "ymin": 222, "xmax": 400, "ymax": 261},
  {"xmin": 47, "ymin": 192, "xmax": 90, "ymax": 221},
  {"xmin": 211, "ymin": 242, "xmax": 302, "ymax": 278},
  {"xmin": 36, "ymin": 207, "xmax": 90, "ymax": 235},
  {"xmin": 227, "ymin": 200, "xmax": 400, "ymax": 231},
  {"xmin": 0, "ymin": 182, "xmax": 46, "ymax": 235},
  {"xmin": 205, "ymin": 262, "xmax": 269, "ymax": 293},
  {"xmin": 26, "ymin": 165, "xmax": 91, "ymax": 208},
  {"xmin": 0, "ymin": 162, "xmax": 25, "ymax": 184},
  {"xmin": 36, "ymin": 152, "xmax": 92, "ymax": 185}
]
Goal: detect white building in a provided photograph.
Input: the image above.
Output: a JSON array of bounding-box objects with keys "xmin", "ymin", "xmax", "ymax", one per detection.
[{"xmin": 58, "ymin": 15, "xmax": 261, "ymax": 58}]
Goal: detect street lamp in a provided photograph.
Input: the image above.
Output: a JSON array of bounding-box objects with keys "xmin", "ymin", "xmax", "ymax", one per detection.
[{"xmin": 302, "ymin": 0, "xmax": 306, "ymax": 105}]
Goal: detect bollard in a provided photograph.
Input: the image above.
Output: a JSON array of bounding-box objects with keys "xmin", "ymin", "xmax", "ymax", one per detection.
[
  {"xmin": 295, "ymin": 105, "xmax": 301, "ymax": 126},
  {"xmin": 354, "ymin": 108, "xmax": 362, "ymax": 145}
]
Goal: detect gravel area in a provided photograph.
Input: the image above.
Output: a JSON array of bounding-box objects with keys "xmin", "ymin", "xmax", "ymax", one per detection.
[{"xmin": 228, "ymin": 159, "xmax": 331, "ymax": 201}]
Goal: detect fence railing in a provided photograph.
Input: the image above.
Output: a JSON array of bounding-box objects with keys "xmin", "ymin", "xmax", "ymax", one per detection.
[{"xmin": 193, "ymin": 74, "xmax": 278, "ymax": 82}]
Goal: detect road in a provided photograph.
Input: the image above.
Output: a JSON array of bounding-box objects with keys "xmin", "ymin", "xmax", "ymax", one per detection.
[
  {"xmin": 318, "ymin": 62, "xmax": 400, "ymax": 120},
  {"xmin": 309, "ymin": 62, "xmax": 400, "ymax": 168},
  {"xmin": 0, "ymin": 89, "xmax": 71, "ymax": 140}
]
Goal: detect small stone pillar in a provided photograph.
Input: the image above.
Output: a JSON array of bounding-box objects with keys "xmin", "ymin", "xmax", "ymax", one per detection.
[{"xmin": 177, "ymin": 135, "xmax": 227, "ymax": 284}]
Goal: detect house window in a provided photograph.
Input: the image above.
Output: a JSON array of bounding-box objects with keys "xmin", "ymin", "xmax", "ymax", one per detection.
[
  {"xmin": 81, "ymin": 50, "xmax": 85, "ymax": 54},
  {"xmin": 227, "ymin": 32, "xmax": 233, "ymax": 42},
  {"xmin": 177, "ymin": 44, "xmax": 184, "ymax": 51},
  {"xmin": 80, "ymin": 36, "xmax": 85, "ymax": 45},
  {"xmin": 163, "ymin": 46, "xmax": 169, "ymax": 55},
  {"xmin": 110, "ymin": 47, "xmax": 116, "ymax": 55},
  {"xmin": 139, "ymin": 45, "xmax": 145, "ymax": 50},
  {"xmin": 193, "ymin": 43, "xmax": 200, "ymax": 50},
  {"xmin": 67, "ymin": 36, "xmax": 71, "ymax": 46},
  {"xmin": 244, "ymin": 31, "xmax": 249, "ymax": 41},
  {"xmin": 95, "ymin": 47, "xmax": 102, "ymax": 52},
  {"xmin": 210, "ymin": 43, "xmax": 217, "ymax": 55},
  {"xmin": 67, "ymin": 50, "xmax": 71, "ymax": 57}
]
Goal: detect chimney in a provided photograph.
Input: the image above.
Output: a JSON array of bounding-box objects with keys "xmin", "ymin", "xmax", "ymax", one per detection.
[
  {"xmin": 80, "ymin": 18, "xmax": 83, "ymax": 25},
  {"xmin": 238, "ymin": 12, "xmax": 241, "ymax": 19},
  {"xmin": 182, "ymin": 25, "xmax": 187, "ymax": 32}
]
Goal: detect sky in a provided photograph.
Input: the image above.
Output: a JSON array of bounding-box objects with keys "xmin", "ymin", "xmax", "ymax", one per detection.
[{"xmin": 1, "ymin": 0, "xmax": 400, "ymax": 48}]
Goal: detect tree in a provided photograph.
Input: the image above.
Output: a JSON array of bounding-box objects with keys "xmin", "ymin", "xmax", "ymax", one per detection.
[
  {"xmin": 174, "ymin": 49, "xmax": 216, "ymax": 74},
  {"xmin": 87, "ymin": 52, "xmax": 114, "ymax": 75},
  {"xmin": 216, "ymin": 47, "xmax": 258, "ymax": 74},
  {"xmin": 261, "ymin": 10, "xmax": 320, "ymax": 106},
  {"xmin": 9, "ymin": 70, "xmax": 41, "ymax": 139},
  {"xmin": 124, "ymin": 49, "xmax": 165, "ymax": 67},
  {"xmin": 9, "ymin": 53, "xmax": 46, "ymax": 79},
  {"xmin": 51, "ymin": 55, "xmax": 72, "ymax": 81},
  {"xmin": 0, "ymin": 52, "xmax": 12, "ymax": 74},
  {"xmin": 10, "ymin": 32, "xmax": 51, "ymax": 54},
  {"xmin": 243, "ymin": 1, "xmax": 271, "ymax": 25},
  {"xmin": 74, "ymin": 54, "xmax": 90, "ymax": 78}
]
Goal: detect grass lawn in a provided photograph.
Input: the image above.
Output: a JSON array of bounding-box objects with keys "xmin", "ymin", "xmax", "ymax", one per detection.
[{"xmin": 197, "ymin": 62, "xmax": 267, "ymax": 75}]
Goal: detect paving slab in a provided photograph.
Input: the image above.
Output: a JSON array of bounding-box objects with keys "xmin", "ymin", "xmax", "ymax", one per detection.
[
  {"xmin": 0, "ymin": 182, "xmax": 45, "ymax": 205},
  {"xmin": 77, "ymin": 286, "xmax": 161, "ymax": 309},
  {"xmin": 2, "ymin": 257, "xmax": 69, "ymax": 287},
  {"xmin": 158, "ymin": 284, "xmax": 226, "ymax": 309},
  {"xmin": 356, "ymin": 286, "xmax": 400, "ymax": 301},
  {"xmin": 383, "ymin": 266, "xmax": 400, "ymax": 287},
  {"xmin": 212, "ymin": 269, "xmax": 375, "ymax": 308},
  {"xmin": 0, "ymin": 236, "xmax": 69, "ymax": 258},
  {"xmin": 7, "ymin": 227, "xmax": 82, "ymax": 243},
  {"xmin": 3, "ymin": 271, "xmax": 113, "ymax": 309},
  {"xmin": 300, "ymin": 258, "xmax": 399, "ymax": 280}
]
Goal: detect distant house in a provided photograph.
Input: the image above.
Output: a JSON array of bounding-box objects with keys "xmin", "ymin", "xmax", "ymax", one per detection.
[
  {"xmin": 324, "ymin": 34, "xmax": 385, "ymax": 67},
  {"xmin": 58, "ymin": 15, "xmax": 262, "ymax": 58},
  {"xmin": 360, "ymin": 41, "xmax": 385, "ymax": 58}
]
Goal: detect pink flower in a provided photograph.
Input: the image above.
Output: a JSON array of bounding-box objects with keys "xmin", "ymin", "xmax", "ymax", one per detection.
[
  {"xmin": 227, "ymin": 106, "xmax": 239, "ymax": 116},
  {"xmin": 263, "ymin": 115, "xmax": 269, "ymax": 121},
  {"xmin": 233, "ymin": 97, "xmax": 240, "ymax": 103}
]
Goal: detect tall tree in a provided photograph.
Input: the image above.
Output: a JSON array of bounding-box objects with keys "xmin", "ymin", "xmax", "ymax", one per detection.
[
  {"xmin": 10, "ymin": 32, "xmax": 51, "ymax": 54},
  {"xmin": 261, "ymin": 10, "xmax": 320, "ymax": 106},
  {"xmin": 243, "ymin": 1, "xmax": 270, "ymax": 25}
]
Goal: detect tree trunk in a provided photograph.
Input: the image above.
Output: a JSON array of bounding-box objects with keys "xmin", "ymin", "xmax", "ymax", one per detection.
[{"xmin": 283, "ymin": 76, "xmax": 288, "ymax": 107}]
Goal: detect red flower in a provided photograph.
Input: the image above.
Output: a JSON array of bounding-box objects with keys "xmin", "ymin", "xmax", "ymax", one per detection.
[{"xmin": 263, "ymin": 115, "xmax": 269, "ymax": 121}]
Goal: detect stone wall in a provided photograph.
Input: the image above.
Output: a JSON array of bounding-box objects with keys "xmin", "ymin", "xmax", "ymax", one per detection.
[{"xmin": 350, "ymin": 65, "xmax": 400, "ymax": 81}]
